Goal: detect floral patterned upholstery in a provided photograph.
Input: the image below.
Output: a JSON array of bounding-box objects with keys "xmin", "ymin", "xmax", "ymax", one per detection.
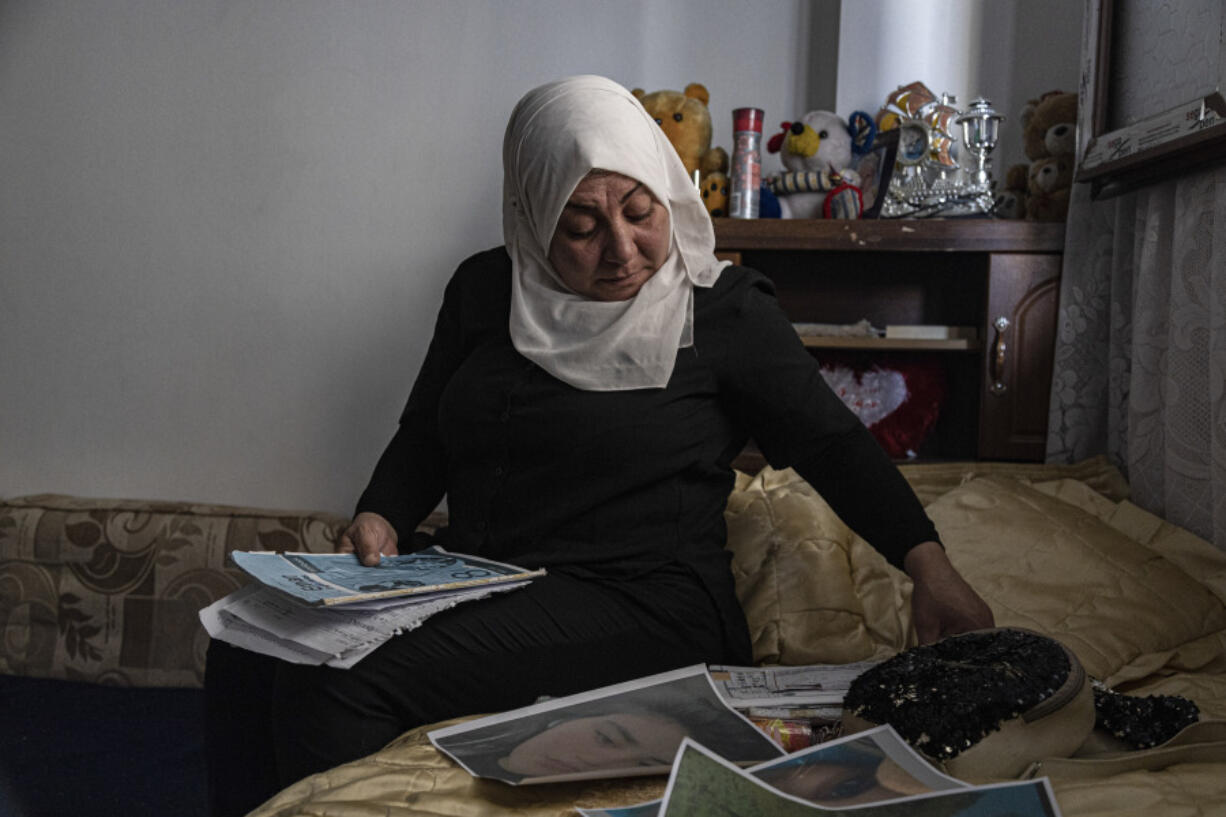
[{"xmin": 0, "ymin": 493, "xmax": 349, "ymax": 688}]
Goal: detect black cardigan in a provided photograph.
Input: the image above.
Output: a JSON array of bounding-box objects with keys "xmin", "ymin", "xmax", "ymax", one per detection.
[{"xmin": 356, "ymin": 247, "xmax": 938, "ymax": 659}]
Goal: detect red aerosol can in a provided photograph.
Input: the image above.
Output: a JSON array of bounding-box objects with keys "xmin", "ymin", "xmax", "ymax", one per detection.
[{"xmin": 729, "ymin": 107, "xmax": 764, "ymax": 218}]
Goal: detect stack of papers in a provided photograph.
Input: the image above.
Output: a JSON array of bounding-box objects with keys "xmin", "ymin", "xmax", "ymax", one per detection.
[
  {"xmin": 707, "ymin": 662, "xmax": 882, "ymax": 751},
  {"xmin": 427, "ymin": 663, "xmax": 1064, "ymax": 815},
  {"xmin": 199, "ymin": 547, "xmax": 544, "ymax": 668},
  {"xmin": 708, "ymin": 662, "xmax": 880, "ymax": 711},
  {"xmin": 884, "ymin": 324, "xmax": 978, "ymax": 341}
]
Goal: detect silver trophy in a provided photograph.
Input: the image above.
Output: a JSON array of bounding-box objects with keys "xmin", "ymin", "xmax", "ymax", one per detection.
[
  {"xmin": 878, "ymin": 82, "xmax": 1005, "ymax": 218},
  {"xmin": 956, "ymin": 97, "xmax": 1005, "ymax": 212}
]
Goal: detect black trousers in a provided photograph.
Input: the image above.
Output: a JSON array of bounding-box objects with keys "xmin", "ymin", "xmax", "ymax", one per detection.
[{"xmin": 204, "ymin": 569, "xmax": 728, "ymax": 817}]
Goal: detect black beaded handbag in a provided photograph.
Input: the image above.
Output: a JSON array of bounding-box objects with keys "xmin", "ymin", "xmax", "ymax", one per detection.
[{"xmin": 839, "ymin": 627, "xmax": 1210, "ymax": 780}]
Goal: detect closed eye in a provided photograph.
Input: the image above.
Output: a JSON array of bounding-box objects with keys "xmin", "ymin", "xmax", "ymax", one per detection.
[{"xmin": 818, "ymin": 773, "xmax": 878, "ymax": 801}]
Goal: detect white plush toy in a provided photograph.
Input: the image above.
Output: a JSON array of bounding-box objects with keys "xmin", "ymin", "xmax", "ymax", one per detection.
[{"xmin": 766, "ymin": 110, "xmax": 874, "ymax": 219}]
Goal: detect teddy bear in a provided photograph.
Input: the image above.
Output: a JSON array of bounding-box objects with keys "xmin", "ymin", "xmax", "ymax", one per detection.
[
  {"xmin": 632, "ymin": 83, "xmax": 728, "ymax": 216},
  {"xmin": 699, "ymin": 171, "xmax": 729, "ymax": 218},
  {"xmin": 1019, "ymin": 91, "xmax": 1077, "ymax": 221},
  {"xmin": 1026, "ymin": 155, "xmax": 1073, "ymax": 221},
  {"xmin": 764, "ymin": 110, "xmax": 873, "ymax": 219},
  {"xmin": 993, "ymin": 163, "xmax": 1030, "ymax": 219}
]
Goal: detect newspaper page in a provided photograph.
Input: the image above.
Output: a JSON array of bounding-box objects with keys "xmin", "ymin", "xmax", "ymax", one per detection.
[
  {"xmin": 199, "ymin": 579, "xmax": 528, "ymax": 668},
  {"xmin": 708, "ymin": 662, "xmax": 879, "ymax": 709},
  {"xmin": 200, "ymin": 595, "xmax": 335, "ymax": 665},
  {"xmin": 577, "ymin": 723, "xmax": 966, "ymax": 816},
  {"xmin": 429, "ymin": 664, "xmax": 783, "ymax": 785},
  {"xmin": 231, "ymin": 545, "xmax": 545, "ymax": 605},
  {"xmin": 653, "ymin": 738, "xmax": 1063, "ymax": 817}
]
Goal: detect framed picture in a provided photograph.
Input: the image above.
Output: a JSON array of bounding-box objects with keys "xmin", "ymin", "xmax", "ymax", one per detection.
[
  {"xmin": 1077, "ymin": 0, "xmax": 1226, "ymax": 198},
  {"xmin": 856, "ymin": 128, "xmax": 900, "ymax": 219}
]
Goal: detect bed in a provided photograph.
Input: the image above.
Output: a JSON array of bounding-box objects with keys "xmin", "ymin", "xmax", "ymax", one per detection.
[{"xmin": 243, "ymin": 456, "xmax": 1226, "ymax": 817}]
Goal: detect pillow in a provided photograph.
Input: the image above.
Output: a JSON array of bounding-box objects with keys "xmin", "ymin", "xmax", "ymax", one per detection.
[
  {"xmin": 1031, "ymin": 479, "xmax": 1226, "ymax": 609},
  {"xmin": 724, "ymin": 466, "xmax": 1226, "ymax": 681},
  {"xmin": 897, "ymin": 455, "xmax": 1131, "ymax": 507},
  {"xmin": 927, "ymin": 476, "xmax": 1226, "ymax": 684},
  {"xmin": 0, "ymin": 493, "xmax": 348, "ymax": 688},
  {"xmin": 725, "ymin": 468, "xmax": 912, "ymax": 666}
]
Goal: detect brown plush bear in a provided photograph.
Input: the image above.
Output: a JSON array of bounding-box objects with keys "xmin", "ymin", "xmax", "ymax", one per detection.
[
  {"xmin": 994, "ymin": 163, "xmax": 1030, "ymax": 219},
  {"xmin": 1020, "ymin": 91, "xmax": 1077, "ymax": 221},
  {"xmin": 1022, "ymin": 91, "xmax": 1077, "ymax": 162},
  {"xmin": 1026, "ymin": 155, "xmax": 1073, "ymax": 222},
  {"xmin": 632, "ymin": 83, "xmax": 729, "ymax": 215},
  {"xmin": 700, "ymin": 171, "xmax": 729, "ymax": 218}
]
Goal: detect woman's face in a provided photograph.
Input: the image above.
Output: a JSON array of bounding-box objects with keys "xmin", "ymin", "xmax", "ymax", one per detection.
[
  {"xmin": 547, "ymin": 171, "xmax": 671, "ymax": 302},
  {"xmin": 498, "ymin": 712, "xmax": 686, "ymax": 777},
  {"xmin": 758, "ymin": 758, "xmax": 930, "ymax": 806}
]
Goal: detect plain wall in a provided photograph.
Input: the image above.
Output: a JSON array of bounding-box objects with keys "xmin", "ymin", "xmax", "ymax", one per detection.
[
  {"xmin": 1, "ymin": 0, "xmax": 1082, "ymax": 515},
  {"xmin": 837, "ymin": 0, "xmax": 1082, "ymax": 172},
  {"xmin": 0, "ymin": 0, "xmax": 811, "ymax": 513}
]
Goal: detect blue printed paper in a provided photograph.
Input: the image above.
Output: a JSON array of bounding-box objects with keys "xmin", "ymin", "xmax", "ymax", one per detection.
[{"xmin": 231, "ymin": 546, "xmax": 545, "ymax": 606}]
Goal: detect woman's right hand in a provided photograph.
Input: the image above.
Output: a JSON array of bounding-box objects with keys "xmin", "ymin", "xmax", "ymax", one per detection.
[{"xmin": 337, "ymin": 511, "xmax": 399, "ymax": 566}]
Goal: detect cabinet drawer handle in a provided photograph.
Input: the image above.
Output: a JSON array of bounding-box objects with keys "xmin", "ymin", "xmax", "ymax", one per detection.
[{"xmin": 990, "ymin": 316, "xmax": 1010, "ymax": 395}]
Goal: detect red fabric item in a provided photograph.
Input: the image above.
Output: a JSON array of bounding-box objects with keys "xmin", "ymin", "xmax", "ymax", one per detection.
[
  {"xmin": 822, "ymin": 182, "xmax": 863, "ymax": 219},
  {"xmin": 766, "ymin": 122, "xmax": 791, "ymax": 154},
  {"xmin": 818, "ymin": 354, "xmax": 947, "ymax": 458}
]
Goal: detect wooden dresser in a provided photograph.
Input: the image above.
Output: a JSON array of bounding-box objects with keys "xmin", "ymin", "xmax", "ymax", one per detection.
[{"xmin": 713, "ymin": 218, "xmax": 1066, "ymax": 462}]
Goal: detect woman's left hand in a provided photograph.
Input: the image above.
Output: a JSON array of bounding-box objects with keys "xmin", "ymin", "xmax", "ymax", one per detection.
[
  {"xmin": 337, "ymin": 511, "xmax": 399, "ymax": 566},
  {"xmin": 904, "ymin": 541, "xmax": 995, "ymax": 644}
]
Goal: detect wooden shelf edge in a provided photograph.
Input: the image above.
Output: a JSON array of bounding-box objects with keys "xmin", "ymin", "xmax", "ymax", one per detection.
[
  {"xmin": 713, "ymin": 218, "xmax": 1066, "ymax": 253},
  {"xmin": 799, "ymin": 336, "xmax": 976, "ymax": 351}
]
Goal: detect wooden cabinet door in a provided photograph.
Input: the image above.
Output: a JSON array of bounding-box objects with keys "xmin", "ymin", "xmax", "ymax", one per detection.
[{"xmin": 978, "ymin": 253, "xmax": 1062, "ymax": 460}]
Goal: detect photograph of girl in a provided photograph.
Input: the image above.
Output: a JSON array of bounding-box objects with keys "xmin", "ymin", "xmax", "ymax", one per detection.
[
  {"xmin": 430, "ymin": 666, "xmax": 781, "ymax": 784},
  {"xmin": 750, "ymin": 730, "xmax": 949, "ymax": 806},
  {"xmin": 578, "ymin": 723, "xmax": 964, "ymax": 817},
  {"xmin": 658, "ymin": 740, "xmax": 1059, "ymax": 817}
]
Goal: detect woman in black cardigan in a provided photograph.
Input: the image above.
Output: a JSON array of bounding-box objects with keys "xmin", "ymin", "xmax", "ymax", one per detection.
[{"xmin": 204, "ymin": 74, "xmax": 992, "ymax": 817}]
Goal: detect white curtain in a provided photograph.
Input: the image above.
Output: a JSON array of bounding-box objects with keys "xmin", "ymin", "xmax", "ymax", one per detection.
[{"xmin": 1046, "ymin": 168, "xmax": 1226, "ymax": 551}]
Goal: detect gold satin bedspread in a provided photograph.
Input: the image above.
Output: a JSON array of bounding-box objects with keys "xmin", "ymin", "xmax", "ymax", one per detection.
[{"xmin": 250, "ymin": 458, "xmax": 1226, "ymax": 817}]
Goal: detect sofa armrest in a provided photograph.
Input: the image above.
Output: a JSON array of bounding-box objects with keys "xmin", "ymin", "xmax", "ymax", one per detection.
[{"xmin": 0, "ymin": 493, "xmax": 349, "ymax": 688}]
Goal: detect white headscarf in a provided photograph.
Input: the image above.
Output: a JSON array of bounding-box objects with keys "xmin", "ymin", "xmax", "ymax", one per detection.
[{"xmin": 502, "ymin": 75, "xmax": 728, "ymax": 391}]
